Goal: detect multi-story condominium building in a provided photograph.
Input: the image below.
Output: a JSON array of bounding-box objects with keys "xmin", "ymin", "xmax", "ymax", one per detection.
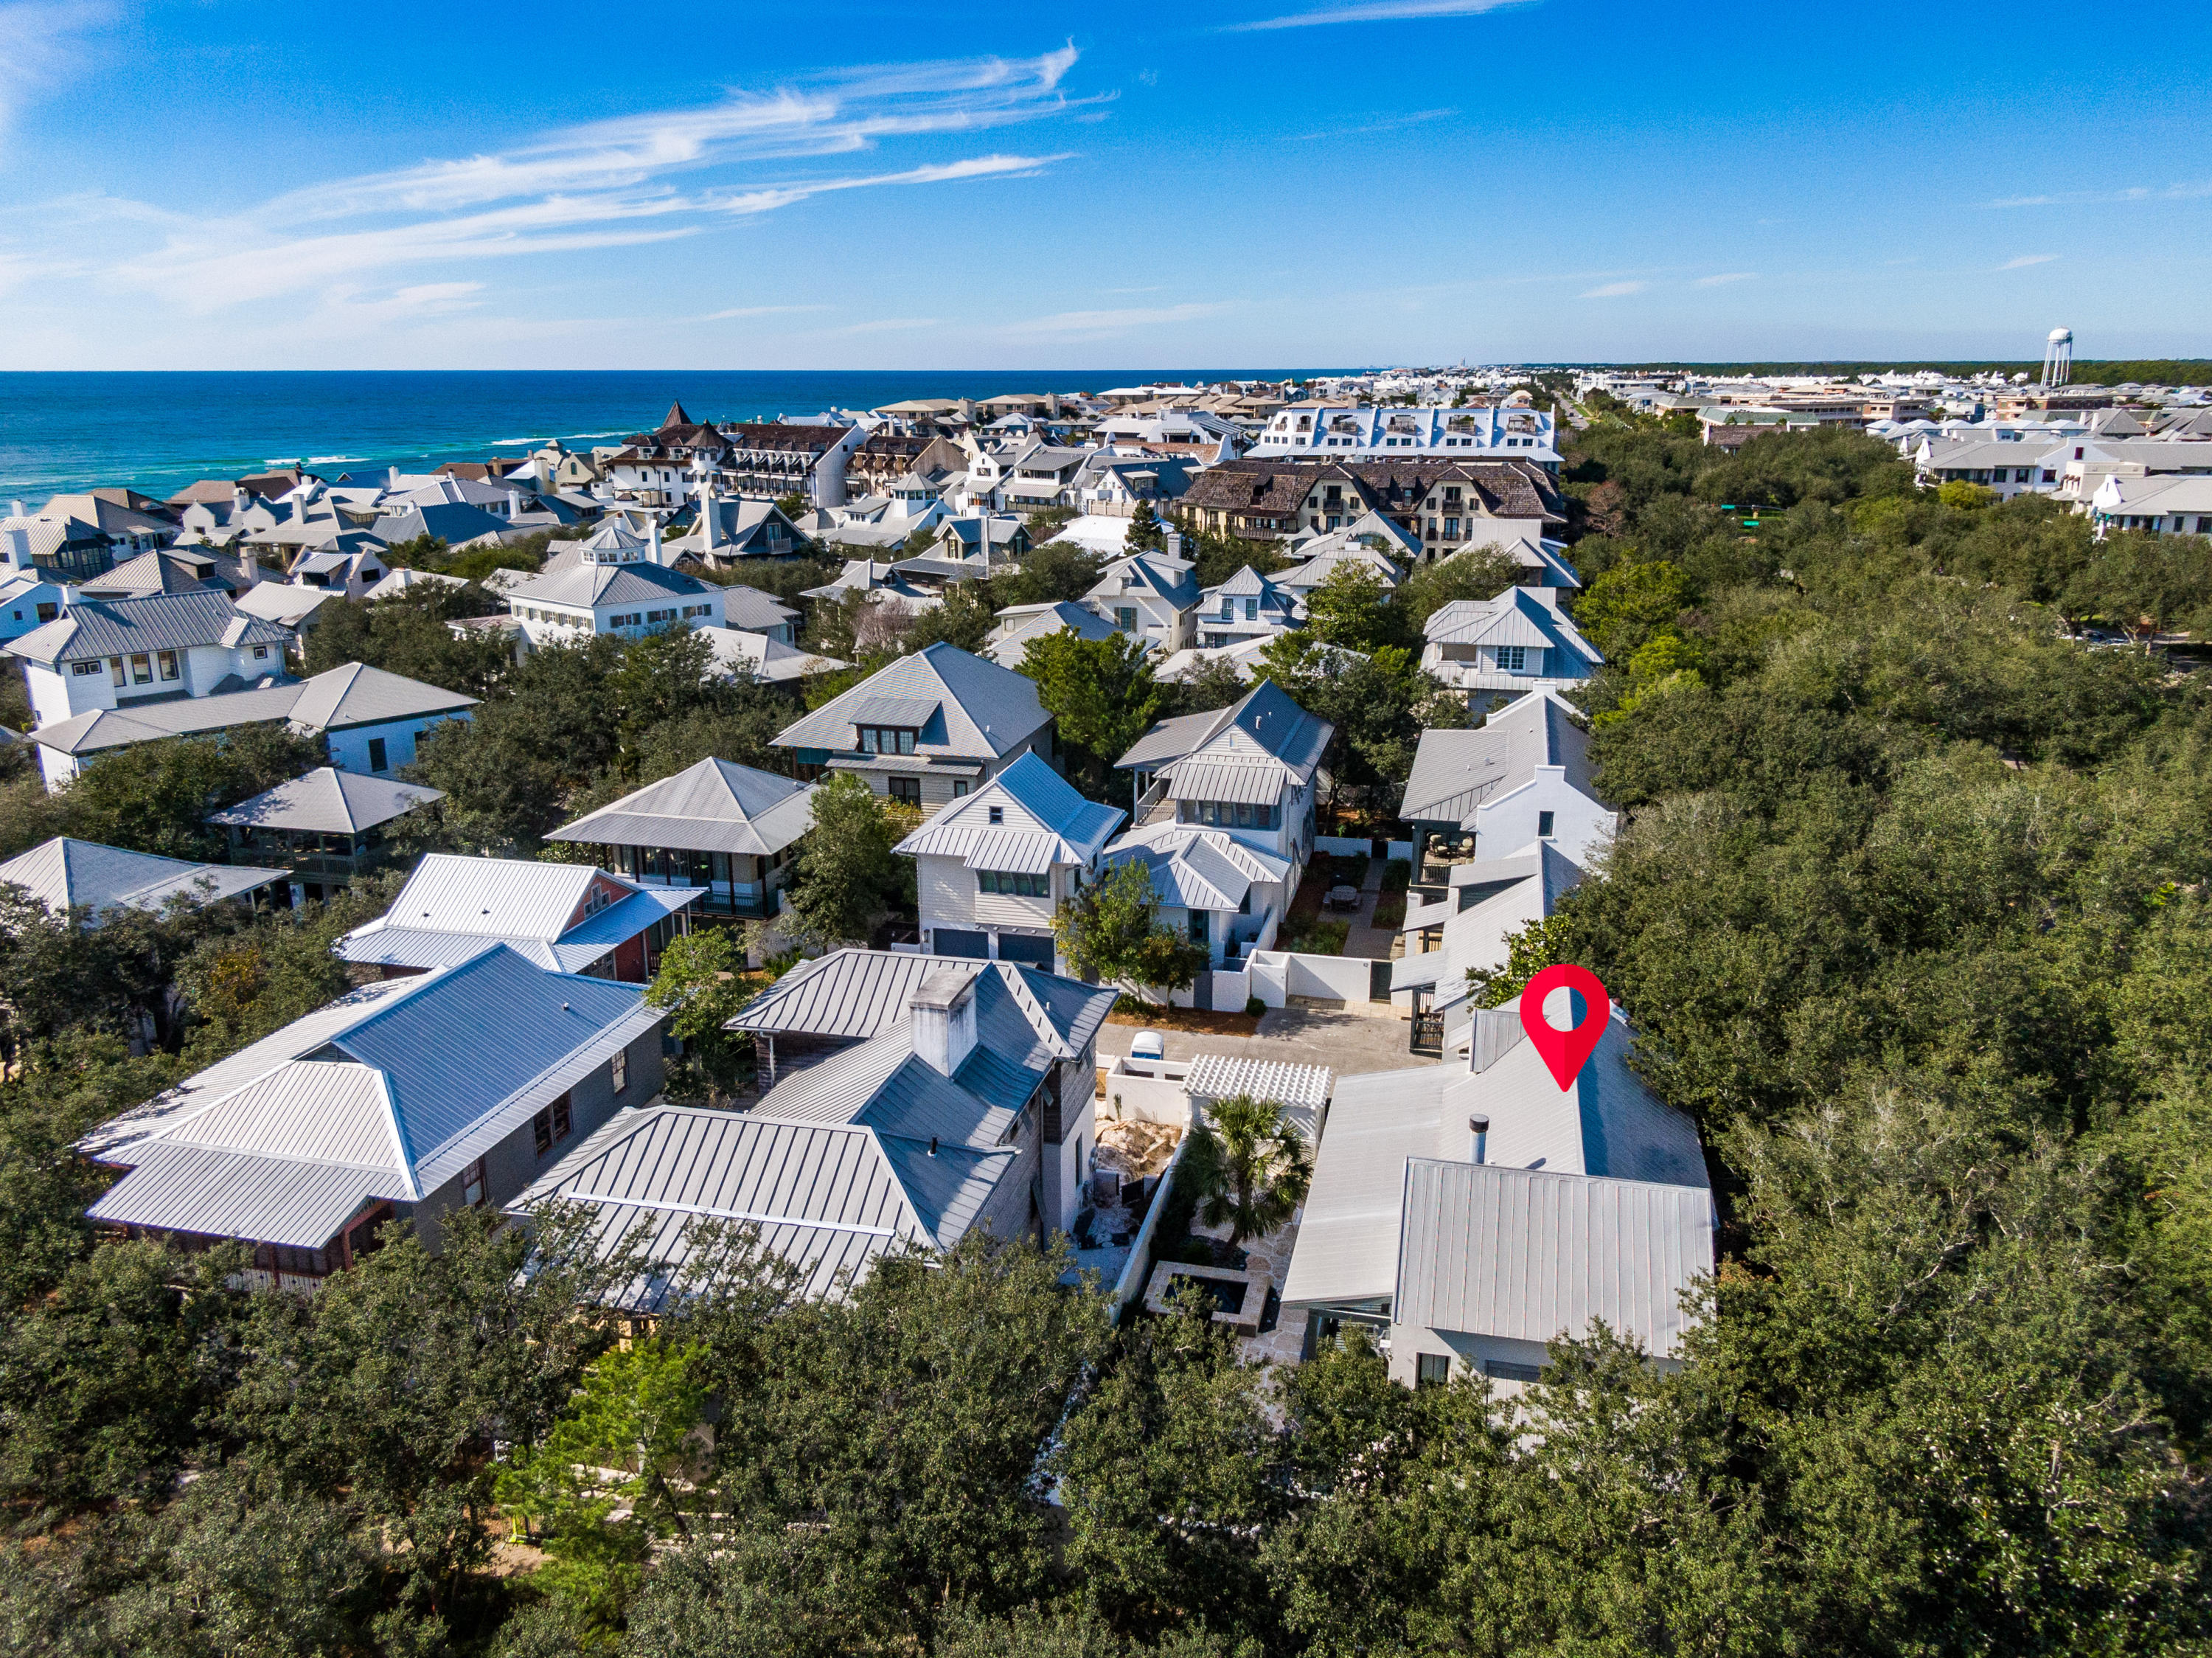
[
  {"xmin": 1252, "ymin": 400, "xmax": 1557, "ymax": 468},
  {"xmin": 1178, "ymin": 457, "xmax": 1565, "ymax": 558}
]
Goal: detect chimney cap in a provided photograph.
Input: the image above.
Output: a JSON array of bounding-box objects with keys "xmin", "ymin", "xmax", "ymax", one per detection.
[
  {"xmin": 908, "ymin": 964, "xmax": 975, "ymax": 1012},
  {"xmin": 1468, "ymin": 1114, "xmax": 1489, "ymax": 1134}
]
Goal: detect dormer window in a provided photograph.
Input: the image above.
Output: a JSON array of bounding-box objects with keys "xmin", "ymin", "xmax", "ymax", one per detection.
[{"xmin": 858, "ymin": 725, "xmax": 918, "ymax": 756}]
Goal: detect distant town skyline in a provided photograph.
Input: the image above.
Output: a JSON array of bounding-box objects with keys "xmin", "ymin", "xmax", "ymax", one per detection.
[{"xmin": 1, "ymin": 0, "xmax": 2208, "ymax": 371}]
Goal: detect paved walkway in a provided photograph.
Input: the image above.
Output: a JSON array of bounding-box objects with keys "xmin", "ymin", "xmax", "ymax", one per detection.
[{"xmin": 1340, "ymin": 856, "xmax": 1401, "ymax": 962}]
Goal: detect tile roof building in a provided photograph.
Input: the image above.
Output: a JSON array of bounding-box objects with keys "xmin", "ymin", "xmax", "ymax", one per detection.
[{"xmin": 83, "ymin": 944, "xmax": 667, "ymax": 1288}]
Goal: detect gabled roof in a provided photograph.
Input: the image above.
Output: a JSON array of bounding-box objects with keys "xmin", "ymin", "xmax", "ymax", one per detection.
[
  {"xmin": 77, "ymin": 550, "xmax": 229, "ymax": 600},
  {"xmin": 206, "ymin": 767, "xmax": 442, "ymax": 836},
  {"xmin": 731, "ymin": 948, "xmax": 973, "ymax": 1039},
  {"xmin": 548, "ymin": 757, "xmax": 818, "ymax": 857},
  {"xmin": 715, "ymin": 585, "xmax": 801, "ymax": 631},
  {"xmin": 1088, "ymin": 553, "xmax": 1200, "ymax": 611},
  {"xmin": 1103, "ymin": 823, "xmax": 1290, "ymax": 912},
  {"xmin": 1113, "ymin": 679, "xmax": 1332, "ymax": 791},
  {"xmin": 335, "ymin": 853, "xmax": 698, "ymax": 973},
  {"xmin": 0, "ymin": 836, "xmax": 280, "ymax": 922},
  {"xmin": 85, "ymin": 944, "xmax": 663, "ymax": 1244},
  {"xmin": 507, "ymin": 559, "xmax": 711, "ymax": 609},
  {"xmin": 7, "ymin": 589, "xmax": 293, "ymax": 666},
  {"xmin": 987, "ymin": 602, "xmax": 1133, "ymax": 667},
  {"xmin": 699, "ymin": 628, "xmax": 852, "ymax": 684},
  {"xmin": 282, "ymin": 662, "xmax": 480, "ymax": 731},
  {"xmin": 894, "ymin": 752, "xmax": 1125, "ymax": 870},
  {"xmin": 1401, "ymin": 690, "xmax": 1601, "ymax": 826},
  {"xmin": 1424, "ymin": 586, "xmax": 1604, "ymax": 664},
  {"xmin": 1390, "ymin": 842, "xmax": 1584, "ymax": 1016},
  {"xmin": 773, "ymin": 642, "xmax": 1050, "ymax": 760}
]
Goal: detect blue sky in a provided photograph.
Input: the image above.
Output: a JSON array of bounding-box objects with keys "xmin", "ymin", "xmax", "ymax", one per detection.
[{"xmin": 1, "ymin": 0, "xmax": 2208, "ymax": 370}]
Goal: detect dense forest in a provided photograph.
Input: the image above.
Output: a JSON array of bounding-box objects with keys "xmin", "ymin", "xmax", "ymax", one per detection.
[{"xmin": 5, "ymin": 422, "xmax": 2212, "ymax": 1654}]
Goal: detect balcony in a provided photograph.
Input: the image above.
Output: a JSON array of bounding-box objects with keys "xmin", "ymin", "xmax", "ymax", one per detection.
[{"xmin": 226, "ymin": 840, "xmax": 400, "ymax": 883}]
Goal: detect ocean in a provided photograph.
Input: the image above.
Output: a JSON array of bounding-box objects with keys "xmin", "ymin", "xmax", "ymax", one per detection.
[{"xmin": 0, "ymin": 369, "xmax": 1340, "ymax": 503}]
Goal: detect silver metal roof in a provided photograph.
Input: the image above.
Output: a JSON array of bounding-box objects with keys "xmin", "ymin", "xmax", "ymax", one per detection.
[
  {"xmin": 336, "ymin": 856, "xmax": 697, "ymax": 973},
  {"xmin": 1394, "ymin": 1158, "xmax": 1713, "ymax": 1356},
  {"xmin": 774, "ymin": 642, "xmax": 1049, "ymax": 760},
  {"xmin": 206, "ymin": 766, "xmax": 442, "ymax": 834},
  {"xmin": 895, "ymin": 752, "xmax": 1124, "ymax": 868},
  {"xmin": 1400, "ymin": 690, "xmax": 1603, "ymax": 826},
  {"xmin": 6, "ymin": 589, "xmax": 293, "ymax": 666},
  {"xmin": 0, "ymin": 836, "xmax": 282, "ymax": 922},
  {"xmin": 731, "ymin": 949, "xmax": 970, "ymax": 1038},
  {"xmin": 1114, "ymin": 679, "xmax": 1332, "ymax": 786},
  {"xmin": 547, "ymin": 758, "xmax": 818, "ymax": 857}
]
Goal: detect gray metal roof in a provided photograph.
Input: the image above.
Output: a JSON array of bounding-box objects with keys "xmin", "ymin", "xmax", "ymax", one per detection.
[
  {"xmin": 773, "ymin": 642, "xmax": 1049, "ymax": 760},
  {"xmin": 895, "ymin": 752, "xmax": 1124, "ymax": 868},
  {"xmin": 506, "ymin": 1104, "xmax": 927, "ymax": 1308},
  {"xmin": 715, "ymin": 585, "xmax": 801, "ymax": 631},
  {"xmin": 548, "ymin": 758, "xmax": 818, "ymax": 857},
  {"xmin": 7, "ymin": 589, "xmax": 294, "ymax": 666},
  {"xmin": 1394, "ymin": 1158, "xmax": 1713, "ymax": 1356},
  {"xmin": 206, "ymin": 766, "xmax": 442, "ymax": 834},
  {"xmin": 506, "ymin": 560, "xmax": 714, "ymax": 610},
  {"xmin": 1425, "ymin": 587, "xmax": 1603, "ymax": 667},
  {"xmin": 1114, "ymin": 679, "xmax": 1332, "ymax": 786},
  {"xmin": 0, "ymin": 836, "xmax": 282, "ymax": 922},
  {"xmin": 1103, "ymin": 825, "xmax": 1288, "ymax": 912},
  {"xmin": 283, "ymin": 662, "xmax": 481, "ymax": 731},
  {"xmin": 1281, "ymin": 1001, "xmax": 1707, "ymax": 1312},
  {"xmin": 86, "ymin": 944, "xmax": 664, "ymax": 1242},
  {"xmin": 336, "ymin": 854, "xmax": 697, "ymax": 973},
  {"xmin": 731, "ymin": 948, "xmax": 975, "ymax": 1038},
  {"xmin": 1402, "ymin": 690, "xmax": 1600, "ymax": 826},
  {"xmin": 27, "ymin": 664, "xmax": 475, "ymax": 760}
]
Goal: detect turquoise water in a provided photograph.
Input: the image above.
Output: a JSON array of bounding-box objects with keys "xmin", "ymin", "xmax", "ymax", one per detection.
[{"xmin": 0, "ymin": 370, "xmax": 1339, "ymax": 502}]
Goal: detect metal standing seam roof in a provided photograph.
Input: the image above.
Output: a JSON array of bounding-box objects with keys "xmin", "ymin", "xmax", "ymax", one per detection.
[
  {"xmin": 0, "ymin": 836, "xmax": 282, "ymax": 920},
  {"xmin": 86, "ymin": 944, "xmax": 666, "ymax": 1240},
  {"xmin": 1401, "ymin": 690, "xmax": 1602, "ymax": 826},
  {"xmin": 1164, "ymin": 760, "xmax": 1295, "ymax": 805},
  {"xmin": 1425, "ymin": 588, "xmax": 1604, "ymax": 667},
  {"xmin": 773, "ymin": 642, "xmax": 1050, "ymax": 760},
  {"xmin": 283, "ymin": 662, "xmax": 480, "ymax": 729},
  {"xmin": 507, "ymin": 1105, "xmax": 931, "ymax": 1308},
  {"xmin": 547, "ymin": 757, "xmax": 819, "ymax": 858},
  {"xmin": 335, "ymin": 856, "xmax": 698, "ymax": 971},
  {"xmin": 206, "ymin": 766, "xmax": 443, "ymax": 834},
  {"xmin": 729, "ymin": 948, "xmax": 980, "ymax": 1038},
  {"xmin": 714, "ymin": 586, "xmax": 804, "ymax": 631},
  {"xmin": 507, "ymin": 560, "xmax": 715, "ymax": 610},
  {"xmin": 894, "ymin": 751, "xmax": 1126, "ymax": 867},
  {"xmin": 1393, "ymin": 1157, "xmax": 1714, "ymax": 1356},
  {"xmin": 1113, "ymin": 679, "xmax": 1332, "ymax": 785},
  {"xmin": 6, "ymin": 590, "xmax": 294, "ymax": 666},
  {"xmin": 1391, "ymin": 842, "xmax": 1584, "ymax": 1003}
]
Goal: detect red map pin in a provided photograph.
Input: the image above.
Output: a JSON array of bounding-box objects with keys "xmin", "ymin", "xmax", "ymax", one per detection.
[{"xmin": 1519, "ymin": 963, "xmax": 1611, "ymax": 1092}]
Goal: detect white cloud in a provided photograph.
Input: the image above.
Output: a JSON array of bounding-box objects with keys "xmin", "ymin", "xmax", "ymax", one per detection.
[
  {"xmin": 0, "ymin": 0, "xmax": 111, "ymax": 149},
  {"xmin": 1985, "ymin": 181, "xmax": 2211, "ymax": 208},
  {"xmin": 701, "ymin": 305, "xmax": 832, "ymax": 320},
  {"xmin": 2001, "ymin": 254, "xmax": 2058, "ymax": 269},
  {"xmin": 827, "ymin": 316, "xmax": 939, "ymax": 335},
  {"xmin": 25, "ymin": 45, "xmax": 1093, "ymax": 319},
  {"xmin": 1001, "ymin": 302, "xmax": 1228, "ymax": 336},
  {"xmin": 1226, "ymin": 0, "xmax": 1528, "ymax": 30},
  {"xmin": 1579, "ymin": 280, "xmax": 1646, "ymax": 298},
  {"xmin": 1290, "ymin": 107, "xmax": 1458, "ymax": 141},
  {"xmin": 1695, "ymin": 271, "xmax": 1757, "ymax": 287}
]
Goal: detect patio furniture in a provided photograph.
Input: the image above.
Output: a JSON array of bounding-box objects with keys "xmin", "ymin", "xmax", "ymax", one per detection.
[{"xmin": 1326, "ymin": 884, "xmax": 1360, "ymax": 912}]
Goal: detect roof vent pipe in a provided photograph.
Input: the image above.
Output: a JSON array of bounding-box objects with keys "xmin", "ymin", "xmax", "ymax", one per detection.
[
  {"xmin": 928, "ymin": 1136, "xmax": 939, "ymax": 1157},
  {"xmin": 1470, "ymin": 1114, "xmax": 1489, "ymax": 1165}
]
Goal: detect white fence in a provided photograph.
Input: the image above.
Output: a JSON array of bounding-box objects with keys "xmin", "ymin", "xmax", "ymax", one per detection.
[
  {"xmin": 1246, "ymin": 949, "xmax": 1377, "ymax": 1007},
  {"xmin": 1109, "ymin": 1133, "xmax": 1190, "ymax": 1324},
  {"xmin": 1310, "ymin": 836, "xmax": 1416, "ymax": 862},
  {"xmin": 1097, "ymin": 1055, "xmax": 1194, "ymax": 1127}
]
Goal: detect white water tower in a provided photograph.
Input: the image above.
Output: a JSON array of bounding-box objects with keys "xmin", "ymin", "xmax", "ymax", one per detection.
[{"xmin": 2042, "ymin": 327, "xmax": 2073, "ymax": 387}]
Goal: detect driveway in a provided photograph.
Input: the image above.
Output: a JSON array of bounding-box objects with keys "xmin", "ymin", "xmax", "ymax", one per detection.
[{"xmin": 1096, "ymin": 1003, "xmax": 1434, "ymax": 1078}]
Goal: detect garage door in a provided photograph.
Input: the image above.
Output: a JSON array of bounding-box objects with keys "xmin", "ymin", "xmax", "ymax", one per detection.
[
  {"xmin": 995, "ymin": 933, "xmax": 1055, "ymax": 969},
  {"xmin": 933, "ymin": 929, "xmax": 990, "ymax": 960}
]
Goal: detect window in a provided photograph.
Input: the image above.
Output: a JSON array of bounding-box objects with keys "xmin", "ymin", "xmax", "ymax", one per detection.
[
  {"xmin": 553, "ymin": 1092, "xmax": 571, "ymax": 1140},
  {"xmin": 1244, "ymin": 597, "xmax": 1259, "ymax": 621},
  {"xmin": 979, "ymin": 869, "xmax": 1048, "ymax": 898},
  {"xmin": 1220, "ymin": 597, "xmax": 1234, "ymax": 620},
  {"xmin": 859, "ymin": 726, "xmax": 917, "ymax": 756},
  {"xmin": 72, "ymin": 659, "xmax": 100, "ymax": 676},
  {"xmin": 129, "ymin": 653, "xmax": 152, "ymax": 684},
  {"xmin": 533, "ymin": 1107, "xmax": 554, "ymax": 1155},
  {"xmin": 1444, "ymin": 517, "xmax": 1460, "ymax": 538},
  {"xmin": 367, "ymin": 737, "xmax": 389, "ymax": 772},
  {"xmin": 109, "ymin": 657, "xmax": 125, "ymax": 687},
  {"xmin": 888, "ymin": 776, "xmax": 922, "ymax": 805},
  {"xmin": 611, "ymin": 1048, "xmax": 630, "ymax": 1094},
  {"xmin": 1496, "ymin": 645, "xmax": 1528, "ymax": 673},
  {"xmin": 1189, "ymin": 909, "xmax": 1208, "ymax": 944},
  {"xmin": 987, "ymin": 805, "xmax": 1004, "ymax": 825},
  {"xmin": 1415, "ymin": 1353, "xmax": 1452, "ymax": 1389},
  {"xmin": 1484, "ymin": 1358, "xmax": 1545, "ymax": 1383},
  {"xmin": 1116, "ymin": 606, "xmax": 1137, "ymax": 632},
  {"xmin": 1537, "ymin": 810, "xmax": 1555, "ymax": 838},
  {"xmin": 952, "ymin": 781, "xmax": 969, "ymax": 797},
  {"xmin": 462, "ymin": 1157, "xmax": 488, "ymax": 1207},
  {"xmin": 35, "ymin": 603, "xmax": 55, "ymax": 622}
]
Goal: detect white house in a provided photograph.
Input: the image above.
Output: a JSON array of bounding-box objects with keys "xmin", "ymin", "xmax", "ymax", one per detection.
[
  {"xmin": 8, "ymin": 589, "xmax": 296, "ymax": 735},
  {"xmin": 1421, "ymin": 586, "xmax": 1602, "ymax": 707},
  {"xmin": 986, "ymin": 601, "xmax": 1140, "ymax": 669},
  {"xmin": 1112, "ymin": 679, "xmax": 1332, "ymax": 894},
  {"xmin": 772, "ymin": 642, "xmax": 1054, "ymax": 815},
  {"xmin": 1390, "ymin": 840, "xmax": 1584, "ymax": 1042},
  {"xmin": 498, "ymin": 520, "xmax": 725, "ymax": 647},
  {"xmin": 1100, "ymin": 824, "xmax": 1292, "ymax": 970},
  {"xmin": 2088, "ymin": 473, "xmax": 2212, "ymax": 539},
  {"xmin": 1195, "ymin": 566, "xmax": 1302, "ymax": 649},
  {"xmin": 1399, "ymin": 688, "xmax": 1617, "ymax": 873},
  {"xmin": 1279, "ymin": 991, "xmax": 1711, "ymax": 1389},
  {"xmin": 1082, "ymin": 552, "xmax": 1199, "ymax": 651},
  {"xmin": 894, "ymin": 751, "xmax": 1126, "ymax": 971}
]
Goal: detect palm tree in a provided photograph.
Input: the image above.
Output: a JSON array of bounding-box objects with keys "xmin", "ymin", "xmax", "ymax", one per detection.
[{"xmin": 1189, "ymin": 1093, "xmax": 1314, "ymax": 1248}]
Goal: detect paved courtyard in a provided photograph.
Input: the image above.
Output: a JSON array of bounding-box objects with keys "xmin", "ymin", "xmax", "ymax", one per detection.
[{"xmin": 1096, "ymin": 1002, "xmax": 1433, "ymax": 1079}]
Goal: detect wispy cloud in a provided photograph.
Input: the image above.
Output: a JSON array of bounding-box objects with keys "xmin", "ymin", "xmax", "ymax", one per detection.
[
  {"xmin": 1290, "ymin": 107, "xmax": 1458, "ymax": 140},
  {"xmin": 1985, "ymin": 181, "xmax": 2212, "ymax": 208},
  {"xmin": 2000, "ymin": 253, "xmax": 2057, "ymax": 269},
  {"xmin": 32, "ymin": 45, "xmax": 1093, "ymax": 318},
  {"xmin": 1226, "ymin": 0, "xmax": 1528, "ymax": 29},
  {"xmin": 1695, "ymin": 271, "xmax": 1757, "ymax": 287},
  {"xmin": 1579, "ymin": 280, "xmax": 1646, "ymax": 299},
  {"xmin": 1001, "ymin": 302, "xmax": 1228, "ymax": 336},
  {"xmin": 828, "ymin": 316, "xmax": 939, "ymax": 336},
  {"xmin": 0, "ymin": 0, "xmax": 112, "ymax": 148},
  {"xmin": 701, "ymin": 304, "xmax": 833, "ymax": 320}
]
